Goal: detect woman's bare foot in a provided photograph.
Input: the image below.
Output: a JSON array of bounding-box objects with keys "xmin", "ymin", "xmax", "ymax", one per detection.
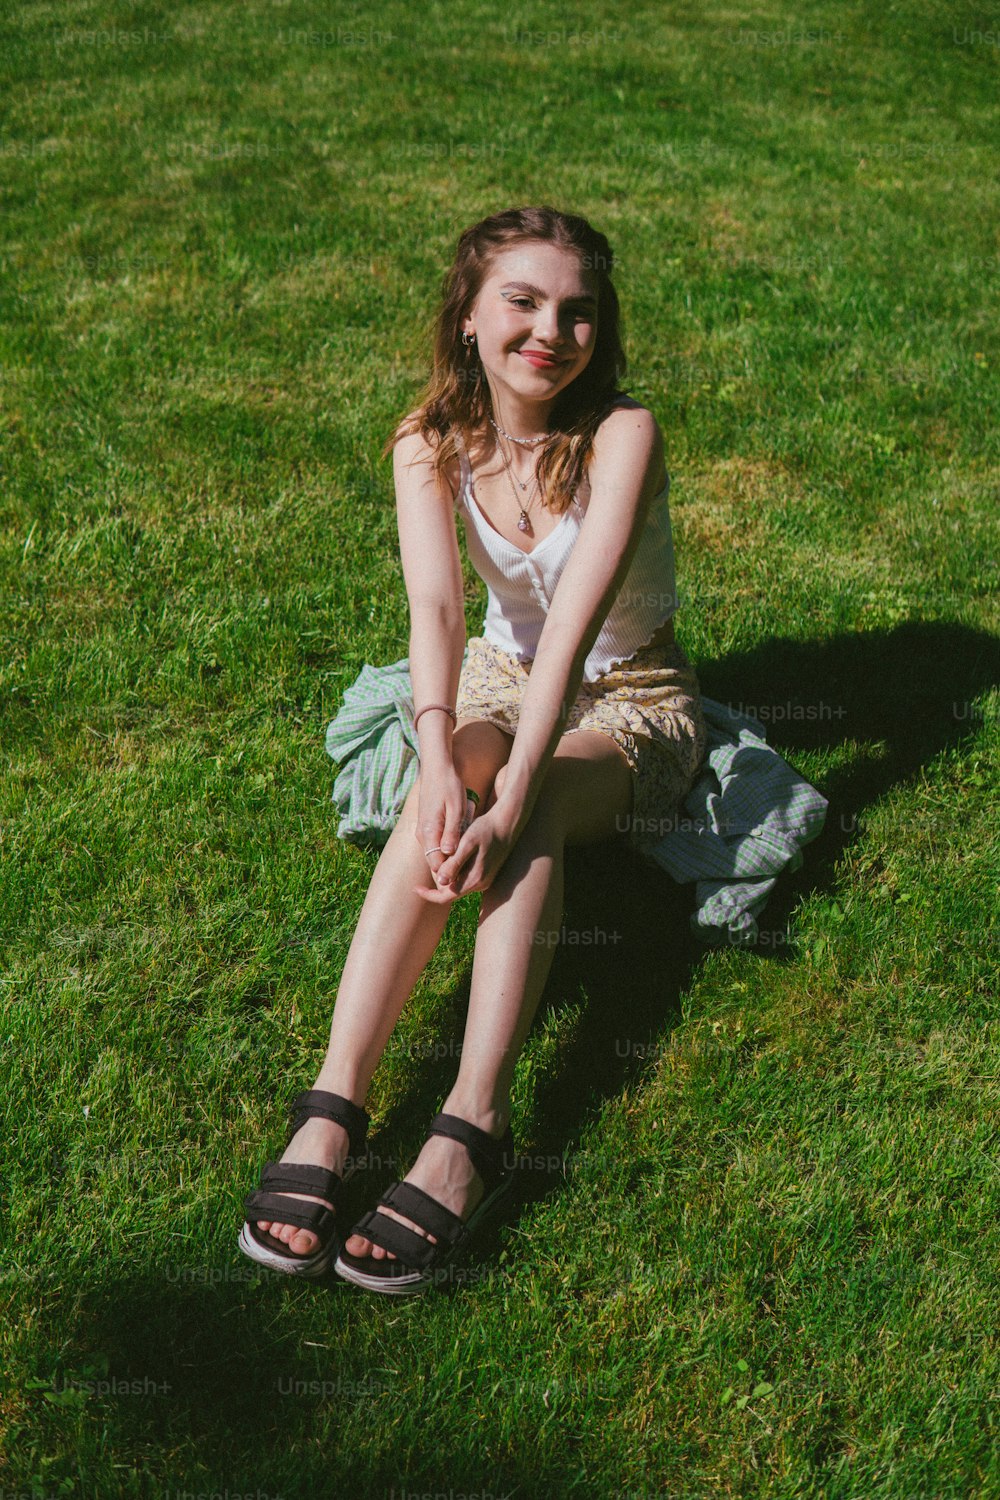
[
  {"xmin": 342, "ymin": 1098, "xmax": 509, "ymax": 1263},
  {"xmin": 253, "ymin": 1115, "xmax": 351, "ymax": 1256}
]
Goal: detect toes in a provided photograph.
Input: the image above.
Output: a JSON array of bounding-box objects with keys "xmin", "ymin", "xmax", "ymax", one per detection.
[
  {"xmin": 260, "ymin": 1219, "xmax": 317, "ymax": 1256},
  {"xmin": 288, "ymin": 1227, "xmax": 318, "ymax": 1256},
  {"xmin": 343, "ymin": 1239, "xmax": 393, "ymax": 1263}
]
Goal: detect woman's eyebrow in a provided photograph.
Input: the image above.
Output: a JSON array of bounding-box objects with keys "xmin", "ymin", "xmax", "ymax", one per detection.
[{"xmin": 499, "ymin": 280, "xmax": 597, "ymax": 306}]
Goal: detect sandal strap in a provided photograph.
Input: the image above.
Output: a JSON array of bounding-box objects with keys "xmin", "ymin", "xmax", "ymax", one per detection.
[
  {"xmin": 352, "ymin": 1211, "xmax": 439, "ymax": 1268},
  {"xmin": 380, "ymin": 1180, "xmax": 468, "ymax": 1245},
  {"xmin": 242, "ymin": 1158, "xmax": 344, "ymax": 1236},
  {"xmin": 350, "ymin": 1202, "xmax": 465, "ymax": 1269},
  {"xmin": 288, "ymin": 1090, "xmax": 370, "ymax": 1160},
  {"xmin": 256, "ymin": 1159, "xmax": 344, "ymax": 1201},
  {"xmin": 427, "ymin": 1113, "xmax": 516, "ymax": 1196},
  {"xmin": 244, "ymin": 1191, "xmax": 337, "ymax": 1237}
]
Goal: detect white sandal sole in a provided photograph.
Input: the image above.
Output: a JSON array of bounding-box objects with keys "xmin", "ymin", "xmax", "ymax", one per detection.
[{"xmin": 238, "ymin": 1220, "xmax": 337, "ymax": 1278}]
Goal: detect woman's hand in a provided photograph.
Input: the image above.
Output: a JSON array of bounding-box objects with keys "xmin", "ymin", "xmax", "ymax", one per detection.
[
  {"xmin": 415, "ymin": 804, "xmax": 519, "ymax": 904},
  {"xmin": 415, "ymin": 764, "xmax": 475, "ymax": 886}
]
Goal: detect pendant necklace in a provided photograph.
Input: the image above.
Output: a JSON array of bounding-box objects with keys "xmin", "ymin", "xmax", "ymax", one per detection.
[{"xmin": 493, "ymin": 429, "xmax": 539, "ymax": 533}]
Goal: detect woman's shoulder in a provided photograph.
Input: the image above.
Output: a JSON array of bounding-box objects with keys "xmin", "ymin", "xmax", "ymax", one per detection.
[
  {"xmin": 598, "ymin": 393, "xmax": 661, "ymax": 435},
  {"xmin": 591, "ymin": 396, "xmax": 667, "ymax": 489},
  {"xmin": 392, "ymin": 413, "xmax": 462, "ymax": 506},
  {"xmin": 607, "ymin": 393, "xmax": 649, "ymax": 414}
]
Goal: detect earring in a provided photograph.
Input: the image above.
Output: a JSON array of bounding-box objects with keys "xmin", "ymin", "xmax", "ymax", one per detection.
[{"xmin": 461, "ymin": 331, "xmax": 476, "ymax": 347}]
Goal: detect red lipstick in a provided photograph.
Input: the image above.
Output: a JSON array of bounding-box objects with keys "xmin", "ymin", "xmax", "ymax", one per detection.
[{"xmin": 519, "ymin": 351, "xmax": 564, "ymax": 368}]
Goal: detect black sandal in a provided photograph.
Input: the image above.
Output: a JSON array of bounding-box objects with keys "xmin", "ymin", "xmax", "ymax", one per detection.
[
  {"xmin": 239, "ymin": 1089, "xmax": 370, "ymax": 1279},
  {"xmin": 333, "ymin": 1112, "xmax": 517, "ymax": 1296}
]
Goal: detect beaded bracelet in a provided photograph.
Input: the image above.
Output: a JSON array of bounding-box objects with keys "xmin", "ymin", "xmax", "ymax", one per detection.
[{"xmin": 413, "ymin": 702, "xmax": 457, "ymax": 730}]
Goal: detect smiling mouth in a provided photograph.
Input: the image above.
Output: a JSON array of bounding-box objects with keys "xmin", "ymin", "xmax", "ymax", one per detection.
[{"xmin": 519, "ymin": 351, "xmax": 566, "ymax": 367}]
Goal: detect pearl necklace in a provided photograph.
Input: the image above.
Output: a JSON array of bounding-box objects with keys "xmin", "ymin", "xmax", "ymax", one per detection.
[{"xmin": 489, "ymin": 416, "xmax": 547, "ymax": 447}]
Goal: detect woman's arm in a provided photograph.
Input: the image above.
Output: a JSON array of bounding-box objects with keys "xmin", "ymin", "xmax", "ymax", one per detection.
[
  {"xmin": 424, "ymin": 405, "xmax": 668, "ymax": 903},
  {"xmin": 491, "ymin": 405, "xmax": 667, "ymax": 840},
  {"xmin": 393, "ymin": 429, "xmax": 469, "ymax": 854}
]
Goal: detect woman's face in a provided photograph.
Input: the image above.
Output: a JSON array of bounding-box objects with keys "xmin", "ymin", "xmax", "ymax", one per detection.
[{"xmin": 462, "ymin": 240, "xmax": 599, "ymax": 411}]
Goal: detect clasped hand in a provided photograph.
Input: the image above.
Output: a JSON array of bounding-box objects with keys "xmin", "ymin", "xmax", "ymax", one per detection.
[{"xmin": 415, "ymin": 769, "xmax": 517, "ymax": 904}]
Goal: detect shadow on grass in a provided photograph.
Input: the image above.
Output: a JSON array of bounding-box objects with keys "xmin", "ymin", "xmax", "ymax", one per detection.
[
  {"xmin": 52, "ymin": 1269, "xmax": 538, "ymax": 1497},
  {"xmin": 696, "ymin": 617, "xmax": 999, "ymax": 921}
]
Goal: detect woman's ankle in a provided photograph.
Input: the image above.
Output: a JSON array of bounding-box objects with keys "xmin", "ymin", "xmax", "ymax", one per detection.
[
  {"xmin": 440, "ymin": 1087, "xmax": 511, "ymax": 1138},
  {"xmin": 311, "ymin": 1064, "xmax": 369, "ymax": 1109},
  {"xmin": 276, "ymin": 1114, "xmax": 365, "ymax": 1200}
]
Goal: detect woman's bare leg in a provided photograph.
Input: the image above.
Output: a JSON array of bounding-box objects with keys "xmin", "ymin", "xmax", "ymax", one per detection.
[
  {"xmin": 344, "ymin": 729, "xmax": 633, "ymax": 1261},
  {"xmin": 256, "ymin": 719, "xmax": 513, "ymax": 1253}
]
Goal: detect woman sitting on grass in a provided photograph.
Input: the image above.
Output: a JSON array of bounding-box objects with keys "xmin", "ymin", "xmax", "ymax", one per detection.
[{"xmin": 239, "ymin": 204, "xmax": 708, "ymax": 1295}]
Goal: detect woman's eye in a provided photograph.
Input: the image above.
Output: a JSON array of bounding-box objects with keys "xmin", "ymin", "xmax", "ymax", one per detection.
[{"xmin": 509, "ymin": 298, "xmax": 534, "ymax": 309}]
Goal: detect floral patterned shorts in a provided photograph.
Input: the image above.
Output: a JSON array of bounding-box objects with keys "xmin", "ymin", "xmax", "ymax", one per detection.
[{"xmin": 455, "ymin": 634, "xmax": 708, "ymax": 852}]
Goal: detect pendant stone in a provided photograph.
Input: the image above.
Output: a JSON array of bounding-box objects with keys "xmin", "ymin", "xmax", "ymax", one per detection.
[{"xmin": 518, "ymin": 512, "xmax": 530, "ymax": 532}]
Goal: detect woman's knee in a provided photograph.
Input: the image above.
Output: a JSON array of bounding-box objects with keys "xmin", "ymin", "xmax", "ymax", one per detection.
[
  {"xmin": 452, "ymin": 720, "xmax": 512, "ymax": 804},
  {"xmin": 405, "ymin": 721, "xmax": 511, "ymax": 831},
  {"xmin": 509, "ymin": 741, "xmax": 632, "ymax": 847}
]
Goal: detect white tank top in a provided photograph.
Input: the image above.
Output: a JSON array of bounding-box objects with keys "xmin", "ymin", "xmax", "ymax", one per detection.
[{"xmin": 453, "ymin": 431, "xmax": 680, "ymax": 681}]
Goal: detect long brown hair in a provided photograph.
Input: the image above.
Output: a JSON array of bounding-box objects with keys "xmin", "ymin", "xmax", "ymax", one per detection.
[{"xmin": 383, "ymin": 206, "xmax": 628, "ymax": 515}]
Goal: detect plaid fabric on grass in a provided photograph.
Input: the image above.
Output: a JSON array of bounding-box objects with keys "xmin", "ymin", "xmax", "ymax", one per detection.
[
  {"xmin": 643, "ymin": 697, "xmax": 828, "ymax": 946},
  {"xmin": 324, "ymin": 659, "xmax": 420, "ymax": 849}
]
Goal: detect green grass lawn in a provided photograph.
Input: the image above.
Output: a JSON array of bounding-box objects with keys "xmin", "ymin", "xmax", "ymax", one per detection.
[{"xmin": 2, "ymin": 1, "xmax": 998, "ymax": 1495}]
